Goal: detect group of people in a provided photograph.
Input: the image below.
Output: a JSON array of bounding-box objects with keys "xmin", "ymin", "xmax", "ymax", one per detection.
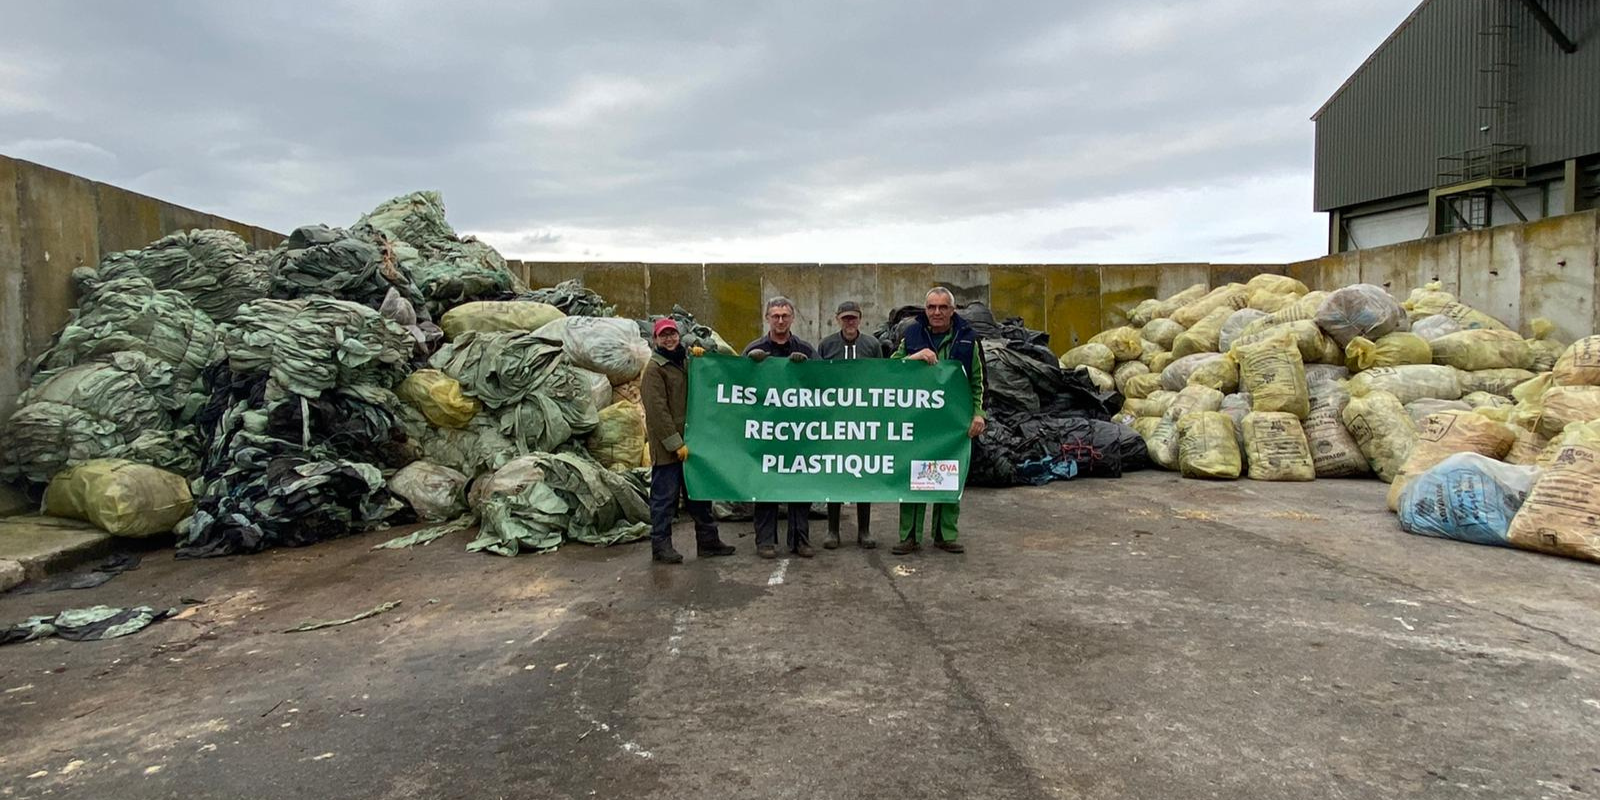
[{"xmin": 639, "ymin": 287, "xmax": 986, "ymax": 565}]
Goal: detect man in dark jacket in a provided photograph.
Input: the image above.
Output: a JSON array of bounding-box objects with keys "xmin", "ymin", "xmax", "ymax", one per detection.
[
  {"xmin": 816, "ymin": 300, "xmax": 884, "ymax": 549},
  {"xmin": 641, "ymin": 318, "xmax": 736, "ymax": 564},
  {"xmin": 892, "ymin": 287, "xmax": 985, "ymax": 555},
  {"xmin": 743, "ymin": 296, "xmax": 818, "ymax": 559}
]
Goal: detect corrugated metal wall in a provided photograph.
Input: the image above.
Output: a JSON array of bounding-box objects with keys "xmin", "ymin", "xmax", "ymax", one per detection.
[{"xmin": 1314, "ymin": 0, "xmax": 1600, "ymax": 212}]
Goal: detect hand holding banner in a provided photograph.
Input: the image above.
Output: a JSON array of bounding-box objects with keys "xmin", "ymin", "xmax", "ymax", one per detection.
[{"xmin": 684, "ymin": 354, "xmax": 973, "ymax": 502}]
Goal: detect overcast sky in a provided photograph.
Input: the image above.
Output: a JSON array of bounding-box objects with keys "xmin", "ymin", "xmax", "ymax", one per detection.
[{"xmin": 1, "ymin": 1, "xmax": 1407, "ymax": 264}]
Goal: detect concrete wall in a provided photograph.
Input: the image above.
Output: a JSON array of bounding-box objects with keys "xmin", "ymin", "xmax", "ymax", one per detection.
[
  {"xmin": 1286, "ymin": 209, "xmax": 1600, "ymax": 343},
  {"xmin": 0, "ymin": 155, "xmax": 283, "ymax": 417}
]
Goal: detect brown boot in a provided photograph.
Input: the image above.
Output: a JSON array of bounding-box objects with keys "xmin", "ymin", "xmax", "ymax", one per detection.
[{"xmin": 891, "ymin": 539, "xmax": 920, "ymax": 555}]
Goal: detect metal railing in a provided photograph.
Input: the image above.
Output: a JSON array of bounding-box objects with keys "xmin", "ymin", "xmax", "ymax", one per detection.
[{"xmin": 1436, "ymin": 143, "xmax": 1528, "ymax": 187}]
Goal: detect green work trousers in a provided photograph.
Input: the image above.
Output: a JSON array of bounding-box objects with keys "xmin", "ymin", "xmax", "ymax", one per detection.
[{"xmin": 898, "ymin": 503, "xmax": 960, "ymax": 543}]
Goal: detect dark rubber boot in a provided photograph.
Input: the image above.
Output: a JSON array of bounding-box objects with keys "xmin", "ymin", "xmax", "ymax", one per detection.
[
  {"xmin": 697, "ymin": 541, "xmax": 736, "ymax": 558},
  {"xmin": 653, "ymin": 548, "xmax": 684, "ymax": 564},
  {"xmin": 823, "ymin": 530, "xmax": 841, "ymax": 550}
]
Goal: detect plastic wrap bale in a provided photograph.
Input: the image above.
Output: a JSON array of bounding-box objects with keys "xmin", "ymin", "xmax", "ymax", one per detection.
[
  {"xmin": 1525, "ymin": 318, "xmax": 1565, "ymax": 373},
  {"xmin": 1230, "ymin": 320, "xmax": 1341, "ymax": 366},
  {"xmin": 1428, "ymin": 329, "xmax": 1532, "ymax": 372},
  {"xmin": 410, "ymin": 412, "xmax": 520, "ymax": 479},
  {"xmin": 1088, "ymin": 327, "xmax": 1143, "ymax": 362},
  {"xmin": 1128, "ymin": 299, "xmax": 1161, "ymax": 327},
  {"xmin": 43, "ymin": 459, "xmax": 192, "ymax": 537},
  {"xmin": 1059, "ymin": 343, "xmax": 1114, "ymax": 373},
  {"xmin": 1386, "ymin": 411, "xmax": 1516, "ymax": 510},
  {"xmin": 430, "ymin": 330, "xmax": 599, "ymax": 436},
  {"xmin": 1405, "ymin": 399, "xmax": 1473, "ymax": 424},
  {"xmin": 34, "ymin": 275, "xmax": 221, "ymax": 402},
  {"xmin": 439, "ymin": 301, "xmax": 565, "ymax": 340},
  {"xmin": 94, "ymin": 229, "xmax": 270, "ymax": 323},
  {"xmin": 1410, "ymin": 314, "xmax": 1463, "ymax": 342},
  {"xmin": 1457, "ymin": 368, "xmax": 1537, "ymax": 398},
  {"xmin": 1171, "ymin": 284, "xmax": 1249, "ymax": 329},
  {"xmin": 1122, "ymin": 373, "xmax": 1164, "ymax": 399},
  {"xmin": 1535, "ymin": 385, "xmax": 1600, "ymax": 439},
  {"xmin": 1160, "ymin": 353, "xmax": 1222, "ymax": 392},
  {"xmin": 2, "ymin": 353, "xmax": 180, "ymax": 485},
  {"xmin": 1113, "ymin": 360, "xmax": 1150, "ymax": 394},
  {"xmin": 388, "ymin": 461, "xmax": 468, "ymax": 522},
  {"xmin": 587, "ymin": 401, "xmax": 647, "ymax": 471},
  {"xmin": 1177, "ymin": 411, "xmax": 1241, "ymax": 480},
  {"xmin": 1506, "ymin": 421, "xmax": 1600, "ymax": 562},
  {"xmin": 1234, "ymin": 331, "xmax": 1309, "ymax": 418},
  {"xmin": 1140, "ymin": 319, "xmax": 1185, "ymax": 350},
  {"xmin": 1341, "ymin": 389, "xmax": 1417, "ymax": 482},
  {"xmin": 1304, "ymin": 364, "xmax": 1351, "ymax": 387},
  {"xmin": 404, "ymin": 239, "xmax": 518, "ymax": 317},
  {"xmin": 1218, "ymin": 309, "xmax": 1268, "ymax": 352},
  {"xmin": 177, "ymin": 458, "xmax": 394, "ymax": 558},
  {"xmin": 1171, "ymin": 306, "xmax": 1231, "ymax": 359},
  {"xmin": 358, "ymin": 190, "xmax": 458, "ymax": 246},
  {"xmin": 1346, "ymin": 365, "xmax": 1463, "ymax": 405},
  {"xmin": 227, "ymin": 298, "xmax": 414, "ymax": 398},
  {"xmin": 466, "ymin": 453, "xmax": 648, "ymax": 556},
  {"xmin": 1344, "ymin": 332, "xmax": 1431, "ymax": 373},
  {"xmin": 268, "ymin": 224, "xmax": 421, "ymax": 309},
  {"xmin": 104, "ymin": 428, "xmax": 203, "ymax": 478},
  {"xmin": 1463, "ymin": 391, "xmax": 1515, "ymax": 411},
  {"xmin": 532, "ymin": 317, "xmax": 651, "ymax": 385},
  {"xmin": 1186, "ymin": 354, "xmax": 1238, "ymax": 394},
  {"xmin": 1151, "ymin": 284, "xmax": 1208, "ymax": 320},
  {"xmin": 1241, "ymin": 411, "xmax": 1314, "ymax": 481},
  {"xmin": 1122, "ymin": 393, "xmax": 1175, "ymax": 418},
  {"xmin": 1074, "ymin": 366, "xmax": 1115, "ymax": 393},
  {"xmin": 396, "ymin": 369, "xmax": 480, "ymax": 429},
  {"xmin": 521, "ymin": 279, "xmax": 615, "ymax": 318},
  {"xmin": 1398, "ymin": 453, "xmax": 1537, "ymax": 547},
  {"xmin": 1304, "ymin": 382, "xmax": 1369, "ymax": 477},
  {"xmin": 1314, "ymin": 284, "xmax": 1410, "ymax": 348},
  {"xmin": 1552, "ymin": 335, "xmax": 1600, "ymax": 386}
]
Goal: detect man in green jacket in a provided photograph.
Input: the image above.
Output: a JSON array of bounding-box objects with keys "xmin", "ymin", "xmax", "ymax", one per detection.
[
  {"xmin": 892, "ymin": 287, "xmax": 985, "ymax": 555},
  {"xmin": 640, "ymin": 318, "xmax": 736, "ymax": 564}
]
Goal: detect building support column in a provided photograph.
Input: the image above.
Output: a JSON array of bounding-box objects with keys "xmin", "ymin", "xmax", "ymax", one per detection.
[
  {"xmin": 1563, "ymin": 158, "xmax": 1581, "ymax": 215},
  {"xmin": 1327, "ymin": 209, "xmax": 1344, "ymax": 254}
]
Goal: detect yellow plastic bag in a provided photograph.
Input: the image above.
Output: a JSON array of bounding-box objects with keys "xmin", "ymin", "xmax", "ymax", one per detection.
[
  {"xmin": 1079, "ymin": 366, "xmax": 1116, "ymax": 392},
  {"xmin": 1241, "ymin": 412, "xmax": 1315, "ymax": 481},
  {"xmin": 1234, "ymin": 331, "xmax": 1310, "ymax": 418},
  {"xmin": 1172, "ymin": 306, "xmax": 1232, "ymax": 359},
  {"xmin": 1152, "ymin": 284, "xmax": 1208, "ymax": 320},
  {"xmin": 43, "ymin": 459, "xmax": 192, "ymax": 537},
  {"xmin": 1177, "ymin": 411, "xmax": 1241, "ymax": 480},
  {"xmin": 1438, "ymin": 301, "xmax": 1510, "ymax": 331},
  {"xmin": 1346, "ymin": 364, "xmax": 1462, "ymax": 404},
  {"xmin": 1132, "ymin": 416, "xmax": 1162, "ymax": 440},
  {"xmin": 1341, "ymin": 389, "xmax": 1418, "ymax": 482},
  {"xmin": 1504, "ymin": 426, "xmax": 1548, "ymax": 466},
  {"xmin": 1245, "ymin": 274, "xmax": 1308, "ymax": 296},
  {"xmin": 1345, "ymin": 332, "xmax": 1431, "ymax": 372},
  {"xmin": 1059, "ymin": 342, "xmax": 1115, "ymax": 373},
  {"xmin": 439, "ymin": 301, "xmax": 565, "ymax": 340},
  {"xmin": 1456, "ymin": 368, "xmax": 1537, "ymax": 398},
  {"xmin": 1089, "ymin": 327, "xmax": 1144, "ymax": 362},
  {"xmin": 1231, "ymin": 320, "xmax": 1341, "ymax": 366},
  {"xmin": 1128, "ymin": 299, "xmax": 1163, "ymax": 327},
  {"xmin": 1507, "ymin": 421, "xmax": 1600, "ymax": 563},
  {"xmin": 1536, "ymin": 385, "xmax": 1600, "ymax": 439},
  {"xmin": 1113, "ymin": 360, "xmax": 1151, "ymax": 394},
  {"xmin": 1462, "ymin": 390, "xmax": 1515, "ymax": 411},
  {"xmin": 1386, "ymin": 411, "xmax": 1517, "ymax": 510},
  {"xmin": 585, "ymin": 402, "xmax": 648, "ymax": 471},
  {"xmin": 1552, "ymin": 335, "xmax": 1600, "ymax": 386},
  {"xmin": 1526, "ymin": 318, "xmax": 1565, "ymax": 372},
  {"xmin": 1188, "ymin": 353, "xmax": 1239, "ymax": 394},
  {"xmin": 1145, "ymin": 352, "xmax": 1177, "ymax": 374},
  {"xmin": 1304, "ymin": 384, "xmax": 1370, "ymax": 477},
  {"xmin": 397, "ymin": 369, "xmax": 481, "ymax": 429},
  {"xmin": 1123, "ymin": 392, "xmax": 1176, "ymax": 418},
  {"xmin": 1123, "ymin": 373, "xmax": 1164, "ymax": 399},
  {"xmin": 1171, "ymin": 284, "xmax": 1249, "ymax": 328},
  {"xmin": 1140, "ymin": 319, "xmax": 1185, "ymax": 350},
  {"xmin": 1246, "ymin": 290, "xmax": 1295, "ymax": 313},
  {"xmin": 1429, "ymin": 329, "xmax": 1532, "ymax": 371},
  {"xmin": 1402, "ymin": 282, "xmax": 1455, "ymax": 320}
]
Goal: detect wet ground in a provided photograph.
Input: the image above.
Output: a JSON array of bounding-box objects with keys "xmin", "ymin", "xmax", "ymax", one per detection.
[{"xmin": 3, "ymin": 472, "xmax": 1599, "ymax": 799}]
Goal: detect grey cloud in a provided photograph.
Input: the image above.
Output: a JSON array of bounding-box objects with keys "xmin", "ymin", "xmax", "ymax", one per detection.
[{"xmin": 0, "ymin": 1, "xmax": 1403, "ymax": 258}]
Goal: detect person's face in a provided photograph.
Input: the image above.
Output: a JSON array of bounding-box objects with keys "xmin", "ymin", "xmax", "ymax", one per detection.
[
  {"xmin": 767, "ymin": 305, "xmax": 794, "ymax": 336},
  {"xmin": 838, "ymin": 312, "xmax": 861, "ymax": 335},
  {"xmin": 925, "ymin": 294, "xmax": 954, "ymax": 330},
  {"xmin": 654, "ymin": 328, "xmax": 680, "ymax": 349}
]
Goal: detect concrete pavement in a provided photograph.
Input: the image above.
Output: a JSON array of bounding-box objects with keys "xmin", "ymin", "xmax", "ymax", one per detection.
[{"xmin": 2, "ymin": 472, "xmax": 1598, "ymax": 799}]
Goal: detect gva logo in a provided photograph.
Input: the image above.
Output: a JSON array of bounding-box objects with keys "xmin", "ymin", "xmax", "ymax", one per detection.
[{"xmin": 910, "ymin": 460, "xmax": 960, "ymax": 491}]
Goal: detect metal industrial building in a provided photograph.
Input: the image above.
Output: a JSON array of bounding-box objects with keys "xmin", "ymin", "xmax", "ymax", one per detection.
[{"xmin": 1313, "ymin": 0, "xmax": 1598, "ymax": 253}]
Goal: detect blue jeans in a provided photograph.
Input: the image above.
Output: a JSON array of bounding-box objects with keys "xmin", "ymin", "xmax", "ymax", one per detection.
[{"xmin": 650, "ymin": 462, "xmax": 717, "ymax": 552}]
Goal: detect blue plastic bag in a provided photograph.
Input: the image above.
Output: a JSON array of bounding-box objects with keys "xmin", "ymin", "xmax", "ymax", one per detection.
[{"xmin": 1397, "ymin": 453, "xmax": 1537, "ymax": 546}]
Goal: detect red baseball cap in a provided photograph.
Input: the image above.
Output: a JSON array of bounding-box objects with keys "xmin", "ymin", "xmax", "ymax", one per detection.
[{"xmin": 652, "ymin": 318, "xmax": 680, "ymax": 337}]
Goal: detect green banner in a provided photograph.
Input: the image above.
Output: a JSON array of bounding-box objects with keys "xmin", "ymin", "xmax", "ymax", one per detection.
[{"xmin": 683, "ymin": 353, "xmax": 974, "ymax": 503}]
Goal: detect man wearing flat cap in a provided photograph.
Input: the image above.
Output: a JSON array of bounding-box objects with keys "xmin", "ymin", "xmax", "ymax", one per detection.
[{"xmin": 817, "ymin": 300, "xmax": 885, "ymax": 549}]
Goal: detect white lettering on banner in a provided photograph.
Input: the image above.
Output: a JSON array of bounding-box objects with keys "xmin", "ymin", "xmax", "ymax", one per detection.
[
  {"xmin": 745, "ymin": 386, "xmax": 945, "ymax": 410},
  {"xmin": 759, "ymin": 454, "xmax": 896, "ymax": 478},
  {"xmin": 716, "ymin": 384, "xmax": 758, "ymax": 405},
  {"xmin": 744, "ymin": 420, "xmax": 890, "ymax": 442}
]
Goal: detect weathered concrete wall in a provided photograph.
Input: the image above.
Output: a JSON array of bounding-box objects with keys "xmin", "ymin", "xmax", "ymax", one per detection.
[
  {"xmin": 1284, "ymin": 209, "xmax": 1600, "ymax": 343},
  {"xmin": 0, "ymin": 155, "xmax": 283, "ymax": 417}
]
